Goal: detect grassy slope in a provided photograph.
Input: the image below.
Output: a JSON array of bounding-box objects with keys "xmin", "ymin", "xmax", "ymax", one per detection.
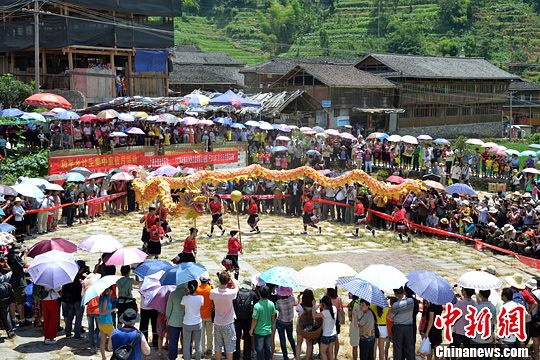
[{"xmin": 174, "ymin": 0, "xmax": 540, "ymax": 77}]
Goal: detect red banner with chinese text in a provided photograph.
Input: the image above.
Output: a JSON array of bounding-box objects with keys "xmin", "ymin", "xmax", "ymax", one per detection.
[{"xmin": 49, "ymin": 150, "xmax": 238, "ymax": 174}]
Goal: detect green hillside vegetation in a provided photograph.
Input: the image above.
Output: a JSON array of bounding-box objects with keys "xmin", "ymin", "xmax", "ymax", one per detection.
[{"xmin": 175, "ymin": 0, "xmax": 540, "ymax": 80}]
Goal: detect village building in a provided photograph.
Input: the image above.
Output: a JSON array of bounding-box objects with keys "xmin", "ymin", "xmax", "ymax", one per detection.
[{"xmin": 504, "ymin": 79, "xmax": 540, "ymax": 132}]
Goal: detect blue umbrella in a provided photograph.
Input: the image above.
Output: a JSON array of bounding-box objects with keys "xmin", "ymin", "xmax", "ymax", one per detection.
[
  {"xmin": 160, "ymin": 262, "xmax": 207, "ymax": 285},
  {"xmin": 433, "ymin": 138, "xmax": 450, "ymax": 145},
  {"xmin": 231, "ymin": 123, "xmax": 246, "ymax": 129},
  {"xmin": 520, "ymin": 150, "xmax": 537, "ymax": 157},
  {"xmin": 379, "ymin": 133, "xmax": 389, "ymax": 140},
  {"xmin": 0, "ymin": 223, "xmax": 15, "ymax": 232},
  {"xmin": 21, "ymin": 112, "xmax": 46, "ymax": 122},
  {"xmin": 55, "ymin": 111, "xmax": 80, "ymax": 120},
  {"xmin": 529, "ymin": 144, "xmax": 540, "ymax": 150},
  {"xmin": 134, "ymin": 260, "xmax": 174, "ymax": 279},
  {"xmin": 259, "ymin": 266, "xmax": 299, "ymax": 288},
  {"xmin": 271, "ymin": 146, "xmax": 288, "ymax": 153},
  {"xmin": 65, "ymin": 172, "xmax": 86, "ymax": 183},
  {"xmin": 209, "ymin": 90, "xmax": 261, "ymax": 108},
  {"xmin": 406, "ymin": 270, "xmax": 456, "ymax": 305},
  {"xmin": 82, "ymin": 275, "xmax": 122, "ymax": 305},
  {"xmin": 0, "ymin": 108, "xmax": 23, "ymax": 117},
  {"xmin": 214, "ymin": 117, "xmax": 233, "ymax": 126},
  {"xmin": 336, "ymin": 278, "xmax": 388, "ymax": 308},
  {"xmin": 307, "ymin": 149, "xmax": 321, "ymax": 156},
  {"xmin": 446, "ymin": 183, "xmax": 476, "ymax": 196}
]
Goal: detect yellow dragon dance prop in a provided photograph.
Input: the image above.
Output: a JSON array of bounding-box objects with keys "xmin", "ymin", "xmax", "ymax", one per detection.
[{"xmin": 133, "ymin": 165, "xmax": 425, "ymax": 216}]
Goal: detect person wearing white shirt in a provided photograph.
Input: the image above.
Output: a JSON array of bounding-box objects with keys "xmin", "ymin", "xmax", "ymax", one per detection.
[
  {"xmin": 312, "ymin": 296, "xmax": 338, "ymax": 360},
  {"xmin": 37, "ymin": 192, "xmax": 50, "ymax": 234},
  {"xmin": 335, "ymin": 187, "xmax": 347, "ymax": 223},
  {"xmin": 181, "ymin": 280, "xmax": 204, "ymax": 360}
]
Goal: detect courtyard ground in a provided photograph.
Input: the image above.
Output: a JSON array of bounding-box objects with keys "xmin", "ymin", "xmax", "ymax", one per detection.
[{"xmin": 0, "ymin": 210, "xmax": 534, "ymax": 359}]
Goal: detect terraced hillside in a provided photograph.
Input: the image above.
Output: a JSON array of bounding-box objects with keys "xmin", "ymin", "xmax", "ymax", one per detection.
[{"xmin": 175, "ymin": 0, "xmax": 540, "ymax": 79}]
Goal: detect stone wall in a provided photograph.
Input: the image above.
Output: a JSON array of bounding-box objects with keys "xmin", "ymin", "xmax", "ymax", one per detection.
[{"xmin": 397, "ymin": 121, "xmax": 503, "ymax": 138}]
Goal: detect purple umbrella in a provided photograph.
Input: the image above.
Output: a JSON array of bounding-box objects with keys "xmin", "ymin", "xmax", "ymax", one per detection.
[
  {"xmin": 142, "ymin": 284, "xmax": 176, "ymax": 313},
  {"xmin": 126, "ymin": 127, "xmax": 145, "ymax": 135},
  {"xmin": 28, "ymin": 250, "xmax": 79, "ymax": 288},
  {"xmin": 153, "ymin": 165, "xmax": 179, "ymax": 177},
  {"xmin": 104, "ymin": 247, "xmax": 148, "ymax": 266},
  {"xmin": 27, "ymin": 238, "xmax": 77, "ymax": 258}
]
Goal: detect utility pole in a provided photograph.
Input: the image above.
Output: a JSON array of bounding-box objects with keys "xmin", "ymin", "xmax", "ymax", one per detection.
[
  {"xmin": 509, "ymin": 90, "xmax": 515, "ymax": 139},
  {"xmin": 34, "ymin": 0, "xmax": 40, "ymax": 92}
]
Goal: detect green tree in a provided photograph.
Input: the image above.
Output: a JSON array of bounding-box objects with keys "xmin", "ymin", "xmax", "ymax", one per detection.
[
  {"xmin": 257, "ymin": 0, "xmax": 302, "ymax": 52},
  {"xmin": 386, "ymin": 22, "xmax": 425, "ymax": 54},
  {"xmin": 182, "ymin": 0, "xmax": 200, "ymax": 14},
  {"xmin": 438, "ymin": 38, "xmax": 460, "ymax": 56},
  {"xmin": 319, "ymin": 28, "xmax": 330, "ymax": 56},
  {"xmin": 438, "ymin": 0, "xmax": 470, "ymax": 31},
  {"xmin": 0, "ymin": 74, "xmax": 33, "ymax": 109},
  {"xmin": 367, "ymin": 0, "xmax": 392, "ymax": 36}
]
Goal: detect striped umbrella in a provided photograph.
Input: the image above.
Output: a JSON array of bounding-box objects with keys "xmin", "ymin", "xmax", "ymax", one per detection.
[{"xmin": 336, "ymin": 278, "xmax": 388, "ymax": 308}]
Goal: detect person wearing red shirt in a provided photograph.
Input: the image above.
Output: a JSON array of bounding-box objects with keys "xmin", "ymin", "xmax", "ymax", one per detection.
[
  {"xmin": 157, "ymin": 206, "xmax": 172, "ymax": 242},
  {"xmin": 207, "ymin": 194, "xmax": 225, "ymax": 238},
  {"xmin": 140, "ymin": 205, "xmax": 157, "ymax": 250},
  {"xmin": 147, "ymin": 216, "xmax": 165, "ymax": 259},
  {"xmin": 301, "ymin": 194, "xmax": 321, "ymax": 235},
  {"xmin": 352, "ymin": 198, "xmax": 375, "ymax": 237},
  {"xmin": 174, "ymin": 228, "xmax": 198, "ymax": 264},
  {"xmin": 225, "ymin": 230, "xmax": 243, "ymax": 280},
  {"xmin": 392, "ymin": 204, "xmax": 409, "ymax": 242},
  {"xmin": 247, "ymin": 197, "xmax": 260, "ymax": 234}
]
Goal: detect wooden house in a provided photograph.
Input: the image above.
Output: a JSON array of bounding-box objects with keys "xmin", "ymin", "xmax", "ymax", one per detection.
[
  {"xmin": 504, "ymin": 79, "xmax": 540, "ymax": 128},
  {"xmin": 356, "ymin": 53, "xmax": 519, "ymax": 134},
  {"xmin": 0, "ymin": 0, "xmax": 179, "ymax": 104},
  {"xmin": 270, "ymin": 63, "xmax": 398, "ymax": 129}
]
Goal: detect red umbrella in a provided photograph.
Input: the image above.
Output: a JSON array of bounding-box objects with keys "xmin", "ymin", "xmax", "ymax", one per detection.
[
  {"xmin": 80, "ymin": 114, "xmax": 97, "ymax": 122},
  {"xmin": 27, "ymin": 238, "xmax": 77, "ymax": 258},
  {"xmin": 25, "ymin": 93, "xmax": 72, "ymax": 109},
  {"xmin": 387, "ymin": 175, "xmax": 406, "ymax": 184}
]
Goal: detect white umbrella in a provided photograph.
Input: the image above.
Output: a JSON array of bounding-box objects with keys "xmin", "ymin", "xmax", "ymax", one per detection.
[
  {"xmin": 456, "ymin": 271, "xmax": 502, "ymax": 290},
  {"xmin": 401, "ymin": 135, "xmax": 418, "ymax": 144},
  {"xmin": 481, "ymin": 142, "xmax": 498, "ymax": 148},
  {"xmin": 293, "ymin": 266, "xmax": 339, "ymax": 289},
  {"xmin": 88, "ymin": 172, "xmax": 108, "ymax": 179},
  {"xmin": 366, "ymin": 132, "xmax": 386, "ymax": 140},
  {"xmin": 183, "ymin": 117, "xmax": 199, "ymax": 126},
  {"xmin": 505, "ymin": 149, "xmax": 520, "ymax": 156},
  {"xmin": 118, "ymin": 113, "xmax": 135, "ymax": 122},
  {"xmin": 78, "ymin": 234, "xmax": 123, "ymax": 253},
  {"xmin": 258, "ymin": 121, "xmax": 274, "ymax": 131},
  {"xmin": 355, "ymin": 264, "xmax": 408, "ymax": 291},
  {"xmin": 522, "ymin": 168, "xmax": 540, "ymax": 175},
  {"xmin": 126, "ymin": 127, "xmax": 145, "ymax": 135},
  {"xmin": 497, "ymin": 145, "xmax": 507, "ymax": 151},
  {"xmin": 28, "ymin": 250, "xmax": 79, "ymax": 289},
  {"xmin": 45, "ymin": 183, "xmax": 64, "ymax": 191},
  {"xmin": 466, "ymin": 138, "xmax": 484, "ymax": 146},
  {"xmin": 325, "ymin": 129, "xmax": 340, "ymax": 136},
  {"xmin": 317, "ymin": 262, "xmax": 356, "ymax": 279},
  {"xmin": 245, "ymin": 120, "xmax": 260, "ymax": 127},
  {"xmin": 21, "ymin": 177, "xmax": 51, "ymax": 187},
  {"xmin": 11, "ymin": 183, "xmax": 44, "ymax": 199},
  {"xmin": 417, "ymin": 135, "xmax": 432, "ymax": 140},
  {"xmin": 198, "ymin": 119, "xmax": 214, "ymax": 126},
  {"xmin": 276, "ymin": 136, "xmax": 291, "ymax": 141},
  {"xmin": 387, "ymin": 134, "xmax": 402, "ymax": 142},
  {"xmin": 109, "ymin": 131, "xmax": 128, "ymax": 137},
  {"xmin": 339, "ymin": 132, "xmax": 356, "ymax": 141}
]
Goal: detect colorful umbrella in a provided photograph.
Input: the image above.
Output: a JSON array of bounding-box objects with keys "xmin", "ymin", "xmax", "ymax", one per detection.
[
  {"xmin": 0, "ymin": 108, "xmax": 24, "ymax": 117},
  {"xmin": 0, "ymin": 224, "xmax": 16, "ymax": 233},
  {"xmin": 387, "ymin": 175, "xmax": 406, "ymax": 184},
  {"xmin": 134, "ymin": 260, "xmax": 174, "ymax": 279},
  {"xmin": 111, "ymin": 172, "xmax": 134, "ymax": 181},
  {"xmin": 65, "ymin": 172, "xmax": 86, "ymax": 183},
  {"xmin": 27, "ymin": 238, "xmax": 77, "ymax": 258},
  {"xmin": 0, "ymin": 185, "xmax": 18, "ymax": 196},
  {"xmin": 143, "ymin": 284, "xmax": 176, "ymax": 313},
  {"xmin": 336, "ymin": 278, "xmax": 388, "ymax": 308},
  {"xmin": 21, "ymin": 112, "xmax": 46, "ymax": 122},
  {"xmin": 80, "ymin": 114, "xmax": 98, "ymax": 122},
  {"xmin": 55, "ymin": 111, "xmax": 80, "ymax": 120},
  {"xmin": 28, "ymin": 250, "xmax": 79, "ymax": 289},
  {"xmin": 126, "ymin": 127, "xmax": 145, "ymax": 135},
  {"xmin": 78, "ymin": 234, "xmax": 123, "ymax": 253},
  {"xmin": 406, "ymin": 270, "xmax": 456, "ymax": 305},
  {"xmin": 82, "ymin": 275, "xmax": 122, "ymax": 305},
  {"xmin": 25, "ymin": 93, "xmax": 72, "ymax": 109},
  {"xmin": 366, "ymin": 132, "xmax": 386, "ymax": 140},
  {"xmin": 457, "ymin": 271, "xmax": 502, "ymax": 290},
  {"xmin": 0, "ymin": 232, "xmax": 16, "ymax": 245},
  {"xmin": 259, "ymin": 266, "xmax": 298, "ymax": 288},
  {"xmin": 153, "ymin": 165, "xmax": 179, "ymax": 177},
  {"xmin": 446, "ymin": 183, "xmax": 476, "ymax": 196},
  {"xmin": 186, "ymin": 94, "xmax": 210, "ymax": 107},
  {"xmin": 160, "ymin": 262, "xmax": 207, "ymax": 286},
  {"xmin": 104, "ymin": 247, "xmax": 148, "ymax": 266},
  {"xmin": 131, "ymin": 111, "xmax": 148, "ymax": 119},
  {"xmin": 96, "ymin": 109, "xmax": 120, "ymax": 119},
  {"xmin": 355, "ymin": 264, "xmax": 408, "ymax": 291},
  {"xmin": 11, "ymin": 183, "xmax": 44, "ymax": 198}
]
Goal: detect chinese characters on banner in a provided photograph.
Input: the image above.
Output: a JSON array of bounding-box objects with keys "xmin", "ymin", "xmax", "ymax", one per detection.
[
  {"xmin": 434, "ymin": 303, "xmax": 526, "ymax": 343},
  {"xmin": 48, "ymin": 150, "xmax": 238, "ymax": 174}
]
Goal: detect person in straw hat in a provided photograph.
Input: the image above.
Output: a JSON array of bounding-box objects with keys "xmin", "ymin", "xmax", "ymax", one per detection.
[
  {"xmin": 109, "ymin": 308, "xmax": 151, "ymax": 360},
  {"xmin": 504, "ymin": 273, "xmax": 527, "ymax": 307},
  {"xmin": 12, "ymin": 197, "xmax": 25, "ymax": 240}
]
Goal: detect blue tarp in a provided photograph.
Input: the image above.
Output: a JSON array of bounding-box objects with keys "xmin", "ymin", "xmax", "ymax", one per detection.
[
  {"xmin": 134, "ymin": 50, "xmax": 168, "ymax": 73},
  {"xmin": 209, "ymin": 90, "xmax": 261, "ymax": 108}
]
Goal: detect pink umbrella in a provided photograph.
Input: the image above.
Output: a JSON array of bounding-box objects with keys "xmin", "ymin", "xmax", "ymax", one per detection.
[
  {"xmin": 340, "ymin": 132, "xmax": 356, "ymax": 141},
  {"xmin": 105, "ymin": 247, "xmax": 148, "ymax": 266},
  {"xmin": 120, "ymin": 164, "xmax": 140, "ymax": 172},
  {"xmin": 78, "ymin": 234, "xmax": 123, "ymax": 253},
  {"xmin": 111, "ymin": 172, "xmax": 134, "ymax": 181},
  {"xmin": 387, "ymin": 175, "xmax": 406, "ymax": 184},
  {"xmin": 183, "ymin": 117, "xmax": 198, "ymax": 126},
  {"xmin": 198, "ymin": 119, "xmax": 214, "ymax": 126},
  {"xmin": 27, "ymin": 238, "xmax": 77, "ymax": 258},
  {"xmin": 142, "ymin": 284, "xmax": 176, "ymax": 313},
  {"xmin": 80, "ymin": 114, "xmax": 97, "ymax": 122}
]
